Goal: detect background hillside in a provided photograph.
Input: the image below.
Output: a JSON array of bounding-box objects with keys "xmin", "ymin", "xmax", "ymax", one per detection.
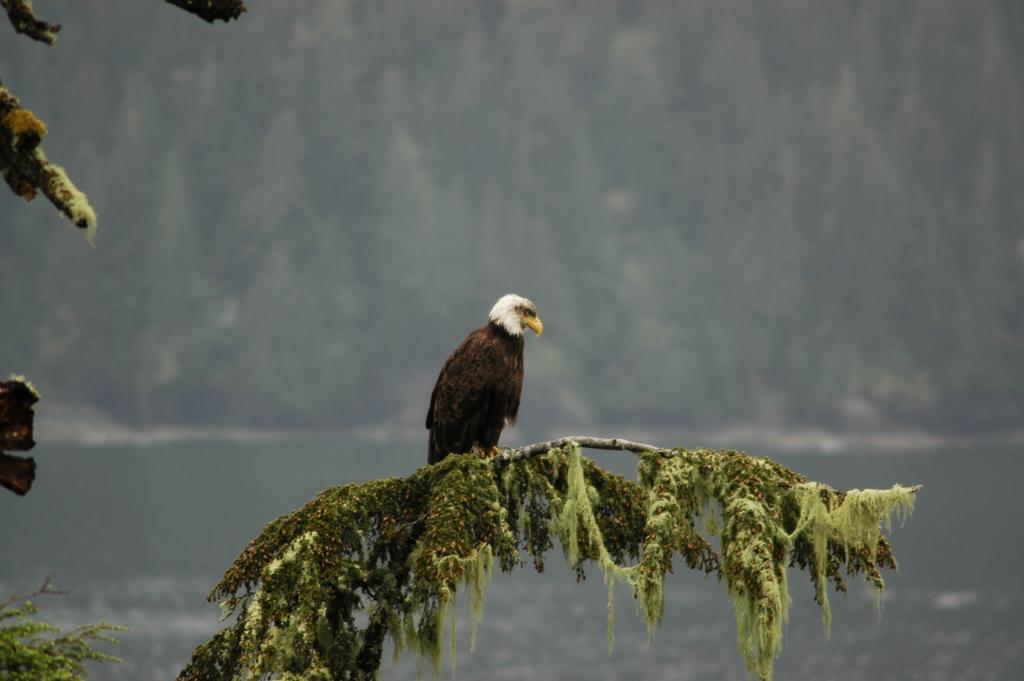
[{"xmin": 2, "ymin": 1, "xmax": 1022, "ymax": 435}]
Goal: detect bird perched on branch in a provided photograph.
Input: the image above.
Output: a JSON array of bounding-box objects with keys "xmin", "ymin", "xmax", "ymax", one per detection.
[{"xmin": 426, "ymin": 294, "xmax": 543, "ymax": 465}]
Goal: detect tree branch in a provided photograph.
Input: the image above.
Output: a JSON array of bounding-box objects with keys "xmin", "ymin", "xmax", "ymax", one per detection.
[
  {"xmin": 495, "ymin": 436, "xmax": 674, "ymax": 466},
  {"xmin": 0, "ymin": 82, "xmax": 97, "ymax": 237},
  {"xmin": 0, "ymin": 453, "xmax": 34, "ymax": 495},
  {"xmin": 0, "ymin": 376, "xmax": 39, "ymax": 452},
  {"xmin": 187, "ymin": 443, "xmax": 920, "ymax": 681},
  {"xmin": 1, "ymin": 0, "xmax": 61, "ymax": 45},
  {"xmin": 496, "ymin": 437, "xmax": 922, "ymax": 496},
  {"xmin": 353, "ymin": 574, "xmax": 406, "ymax": 680},
  {"xmin": 0, "ymin": 576, "xmax": 66, "ymax": 610},
  {"xmin": 162, "ymin": 0, "xmax": 246, "ymax": 23},
  {"xmin": 0, "ymin": 376, "xmax": 39, "ymax": 495}
]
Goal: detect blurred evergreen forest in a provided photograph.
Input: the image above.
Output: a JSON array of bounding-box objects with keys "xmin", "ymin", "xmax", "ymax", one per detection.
[{"xmin": 1, "ymin": 1, "xmax": 1022, "ymax": 433}]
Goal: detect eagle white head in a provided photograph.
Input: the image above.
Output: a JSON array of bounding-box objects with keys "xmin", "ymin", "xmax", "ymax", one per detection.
[{"xmin": 489, "ymin": 294, "xmax": 543, "ymax": 337}]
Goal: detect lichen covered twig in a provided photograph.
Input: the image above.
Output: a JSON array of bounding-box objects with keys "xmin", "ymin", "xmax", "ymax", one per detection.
[
  {"xmin": 179, "ymin": 440, "xmax": 919, "ymax": 681},
  {"xmin": 1, "ymin": 0, "xmax": 61, "ymax": 45},
  {"xmin": 0, "ymin": 82, "xmax": 97, "ymax": 239},
  {"xmin": 4, "ymin": 1, "xmax": 242, "ymax": 234}
]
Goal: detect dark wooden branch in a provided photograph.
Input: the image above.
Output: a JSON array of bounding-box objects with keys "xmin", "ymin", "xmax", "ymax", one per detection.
[
  {"xmin": 1, "ymin": 0, "xmax": 61, "ymax": 45},
  {"xmin": 0, "ymin": 378, "xmax": 38, "ymax": 451},
  {"xmin": 353, "ymin": 575, "xmax": 405, "ymax": 680},
  {"xmin": 0, "ymin": 454, "xmax": 35, "ymax": 495},
  {"xmin": 163, "ymin": 0, "xmax": 247, "ymax": 23},
  {"xmin": 0, "ymin": 377, "xmax": 39, "ymax": 495},
  {"xmin": 0, "ymin": 82, "xmax": 97, "ymax": 235}
]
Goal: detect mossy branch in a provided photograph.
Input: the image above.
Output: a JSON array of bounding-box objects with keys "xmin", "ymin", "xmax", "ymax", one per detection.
[
  {"xmin": 3, "ymin": 0, "xmax": 246, "ymax": 40},
  {"xmin": 1, "ymin": 82, "xmax": 97, "ymax": 239},
  {"xmin": 178, "ymin": 439, "xmax": 919, "ymax": 681},
  {"xmin": 3, "ymin": 4, "xmax": 242, "ymax": 235},
  {"xmin": 1, "ymin": 0, "xmax": 61, "ymax": 45}
]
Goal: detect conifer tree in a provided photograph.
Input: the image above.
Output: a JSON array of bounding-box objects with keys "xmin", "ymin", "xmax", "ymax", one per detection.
[
  {"xmin": 179, "ymin": 438, "xmax": 918, "ymax": 681},
  {"xmin": 0, "ymin": 578, "xmax": 125, "ymax": 679}
]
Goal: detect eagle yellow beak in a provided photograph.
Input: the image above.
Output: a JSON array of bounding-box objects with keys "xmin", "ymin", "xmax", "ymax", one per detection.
[{"xmin": 524, "ymin": 316, "xmax": 544, "ymax": 337}]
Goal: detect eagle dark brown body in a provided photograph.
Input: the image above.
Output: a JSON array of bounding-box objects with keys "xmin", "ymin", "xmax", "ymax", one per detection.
[{"xmin": 426, "ymin": 321, "xmax": 524, "ymax": 465}]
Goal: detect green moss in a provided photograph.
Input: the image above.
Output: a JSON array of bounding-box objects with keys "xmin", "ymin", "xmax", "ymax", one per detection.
[
  {"xmin": 180, "ymin": 455, "xmax": 517, "ymax": 680},
  {"xmin": 179, "ymin": 445, "xmax": 918, "ymax": 681}
]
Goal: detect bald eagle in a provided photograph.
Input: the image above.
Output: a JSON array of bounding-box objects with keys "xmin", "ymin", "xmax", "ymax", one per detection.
[{"xmin": 426, "ymin": 294, "xmax": 543, "ymax": 465}]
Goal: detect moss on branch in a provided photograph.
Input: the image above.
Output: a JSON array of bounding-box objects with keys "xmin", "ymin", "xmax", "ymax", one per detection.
[
  {"xmin": 1, "ymin": 0, "xmax": 61, "ymax": 45},
  {"xmin": 1, "ymin": 82, "xmax": 97, "ymax": 239},
  {"xmin": 3, "ymin": 1, "xmax": 243, "ymax": 233},
  {"xmin": 178, "ymin": 442, "xmax": 918, "ymax": 681}
]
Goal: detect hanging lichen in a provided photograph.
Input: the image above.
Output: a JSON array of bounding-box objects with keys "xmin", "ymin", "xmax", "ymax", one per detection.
[
  {"xmin": 179, "ymin": 455, "xmax": 518, "ymax": 681},
  {"xmin": 178, "ymin": 442, "xmax": 918, "ymax": 681}
]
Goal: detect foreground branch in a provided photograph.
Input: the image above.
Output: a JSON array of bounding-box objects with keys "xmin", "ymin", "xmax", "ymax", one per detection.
[
  {"xmin": 0, "ymin": 82, "xmax": 97, "ymax": 237},
  {"xmin": 0, "ymin": 376, "xmax": 39, "ymax": 452},
  {"xmin": 497, "ymin": 436, "xmax": 672, "ymax": 465},
  {"xmin": 180, "ymin": 440, "xmax": 919, "ymax": 681},
  {"xmin": 1, "ymin": 577, "xmax": 125, "ymax": 675},
  {"xmin": 0, "ymin": 576, "xmax": 65, "ymax": 610},
  {"xmin": 0, "ymin": 376, "xmax": 39, "ymax": 495},
  {"xmin": 4, "ymin": 3, "xmax": 242, "ymax": 232},
  {"xmin": 1, "ymin": 0, "xmax": 60, "ymax": 45},
  {"xmin": 3, "ymin": 0, "xmax": 246, "ymax": 40},
  {"xmin": 163, "ymin": 0, "xmax": 246, "ymax": 23}
]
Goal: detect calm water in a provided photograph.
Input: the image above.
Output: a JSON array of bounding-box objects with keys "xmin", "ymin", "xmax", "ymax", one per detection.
[{"xmin": 1, "ymin": 439, "xmax": 1020, "ymax": 680}]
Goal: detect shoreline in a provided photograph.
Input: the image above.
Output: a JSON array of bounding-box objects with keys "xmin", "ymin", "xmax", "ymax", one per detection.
[{"xmin": 31, "ymin": 406, "xmax": 1024, "ymax": 454}]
